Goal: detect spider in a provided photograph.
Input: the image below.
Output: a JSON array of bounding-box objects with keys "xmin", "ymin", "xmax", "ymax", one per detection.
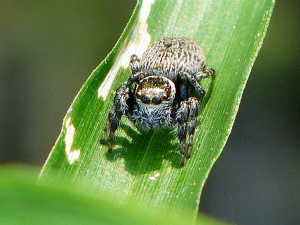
[{"xmin": 100, "ymin": 37, "xmax": 215, "ymax": 166}]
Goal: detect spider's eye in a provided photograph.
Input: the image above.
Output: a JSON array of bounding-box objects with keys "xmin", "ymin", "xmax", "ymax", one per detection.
[
  {"xmin": 152, "ymin": 96, "xmax": 162, "ymax": 105},
  {"xmin": 162, "ymin": 95, "xmax": 168, "ymax": 100},
  {"xmin": 141, "ymin": 95, "xmax": 151, "ymax": 104}
]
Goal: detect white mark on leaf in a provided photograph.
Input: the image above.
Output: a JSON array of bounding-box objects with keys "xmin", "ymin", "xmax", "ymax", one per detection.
[
  {"xmin": 64, "ymin": 117, "xmax": 81, "ymax": 164},
  {"xmin": 98, "ymin": 0, "xmax": 155, "ymax": 100},
  {"xmin": 149, "ymin": 172, "xmax": 160, "ymax": 181}
]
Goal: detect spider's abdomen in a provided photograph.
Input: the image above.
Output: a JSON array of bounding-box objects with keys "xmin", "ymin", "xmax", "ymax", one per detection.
[{"xmin": 140, "ymin": 37, "xmax": 206, "ymax": 81}]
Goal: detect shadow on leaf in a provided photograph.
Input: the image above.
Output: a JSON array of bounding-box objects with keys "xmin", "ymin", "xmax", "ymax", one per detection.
[{"xmin": 103, "ymin": 122, "xmax": 181, "ymax": 175}]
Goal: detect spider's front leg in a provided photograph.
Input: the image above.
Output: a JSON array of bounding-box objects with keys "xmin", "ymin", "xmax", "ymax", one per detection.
[
  {"xmin": 186, "ymin": 97, "xmax": 199, "ymax": 159},
  {"xmin": 100, "ymin": 85, "xmax": 132, "ymax": 152},
  {"xmin": 176, "ymin": 101, "xmax": 189, "ymax": 166},
  {"xmin": 101, "ymin": 55, "xmax": 142, "ymax": 152},
  {"xmin": 176, "ymin": 97, "xmax": 199, "ymax": 166}
]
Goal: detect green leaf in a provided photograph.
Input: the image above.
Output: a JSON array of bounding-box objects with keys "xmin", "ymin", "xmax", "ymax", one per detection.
[
  {"xmin": 0, "ymin": 166, "xmax": 228, "ymax": 225},
  {"xmin": 40, "ymin": 0, "xmax": 274, "ymax": 222}
]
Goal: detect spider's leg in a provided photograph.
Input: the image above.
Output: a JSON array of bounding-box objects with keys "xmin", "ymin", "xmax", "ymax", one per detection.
[
  {"xmin": 176, "ymin": 100, "xmax": 190, "ymax": 166},
  {"xmin": 178, "ymin": 72, "xmax": 208, "ymax": 162},
  {"xmin": 100, "ymin": 85, "xmax": 132, "ymax": 152},
  {"xmin": 183, "ymin": 72, "xmax": 206, "ymax": 101},
  {"xmin": 194, "ymin": 67, "xmax": 215, "ymax": 81},
  {"xmin": 177, "ymin": 73, "xmax": 189, "ymax": 101},
  {"xmin": 100, "ymin": 68, "xmax": 141, "ymax": 150},
  {"xmin": 186, "ymin": 97, "xmax": 199, "ymax": 158},
  {"xmin": 130, "ymin": 54, "xmax": 141, "ymax": 75}
]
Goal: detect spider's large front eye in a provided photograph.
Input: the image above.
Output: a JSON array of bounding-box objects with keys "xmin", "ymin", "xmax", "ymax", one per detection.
[
  {"xmin": 141, "ymin": 95, "xmax": 151, "ymax": 104},
  {"xmin": 152, "ymin": 96, "xmax": 162, "ymax": 105}
]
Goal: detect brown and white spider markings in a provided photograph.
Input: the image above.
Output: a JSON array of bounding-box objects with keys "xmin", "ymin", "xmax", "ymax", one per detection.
[{"xmin": 100, "ymin": 37, "xmax": 215, "ymax": 166}]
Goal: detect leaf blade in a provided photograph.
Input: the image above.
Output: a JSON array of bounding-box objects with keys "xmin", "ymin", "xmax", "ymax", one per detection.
[{"xmin": 40, "ymin": 0, "xmax": 274, "ymax": 221}]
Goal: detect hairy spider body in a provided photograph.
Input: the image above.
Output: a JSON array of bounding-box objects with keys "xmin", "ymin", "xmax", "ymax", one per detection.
[{"xmin": 101, "ymin": 37, "xmax": 215, "ymax": 166}]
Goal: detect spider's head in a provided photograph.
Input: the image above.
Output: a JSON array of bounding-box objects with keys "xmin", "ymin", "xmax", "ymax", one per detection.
[
  {"xmin": 135, "ymin": 75, "xmax": 176, "ymax": 106},
  {"xmin": 133, "ymin": 76, "xmax": 176, "ymax": 129}
]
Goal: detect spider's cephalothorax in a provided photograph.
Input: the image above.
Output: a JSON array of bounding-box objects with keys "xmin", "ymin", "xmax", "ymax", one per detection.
[{"xmin": 100, "ymin": 37, "xmax": 215, "ymax": 166}]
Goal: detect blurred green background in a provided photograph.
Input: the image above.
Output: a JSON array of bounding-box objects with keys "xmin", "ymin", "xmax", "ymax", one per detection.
[{"xmin": 0, "ymin": 0, "xmax": 299, "ymax": 224}]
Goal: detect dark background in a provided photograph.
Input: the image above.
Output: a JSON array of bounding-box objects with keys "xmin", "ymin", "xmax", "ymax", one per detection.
[{"xmin": 1, "ymin": 1, "xmax": 299, "ymax": 224}]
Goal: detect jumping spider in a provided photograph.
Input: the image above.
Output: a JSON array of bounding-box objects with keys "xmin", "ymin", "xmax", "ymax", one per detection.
[{"xmin": 101, "ymin": 37, "xmax": 215, "ymax": 166}]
